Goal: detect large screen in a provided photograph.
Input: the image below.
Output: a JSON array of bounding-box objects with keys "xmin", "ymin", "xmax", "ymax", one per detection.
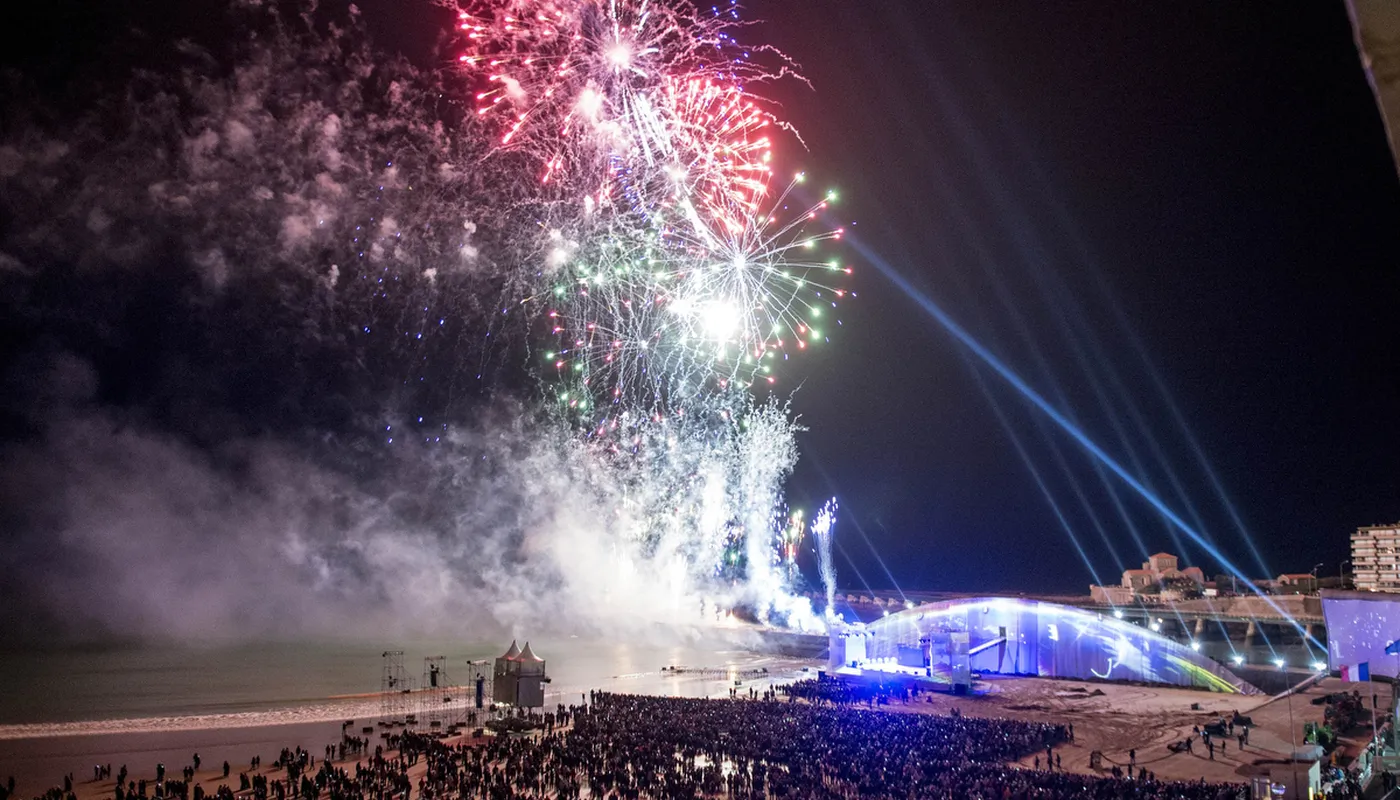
[
  {"xmin": 1322, "ymin": 591, "xmax": 1400, "ymax": 678},
  {"xmin": 856, "ymin": 596, "xmax": 1257, "ymax": 693}
]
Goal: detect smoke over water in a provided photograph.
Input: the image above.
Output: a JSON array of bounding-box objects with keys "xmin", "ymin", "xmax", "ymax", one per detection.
[{"xmin": 0, "ymin": 2, "xmax": 823, "ymax": 644}]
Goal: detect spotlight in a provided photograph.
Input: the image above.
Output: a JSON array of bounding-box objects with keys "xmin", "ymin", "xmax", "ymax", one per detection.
[
  {"xmin": 1190, "ymin": 641, "xmax": 1201, "ymax": 652},
  {"xmin": 1273, "ymin": 658, "xmax": 1286, "ymax": 669},
  {"xmin": 1231, "ymin": 655, "xmax": 1245, "ymax": 666},
  {"xmin": 1312, "ymin": 661, "xmax": 1328, "ymax": 672},
  {"xmin": 1113, "ymin": 610, "xmax": 1123, "ymax": 619}
]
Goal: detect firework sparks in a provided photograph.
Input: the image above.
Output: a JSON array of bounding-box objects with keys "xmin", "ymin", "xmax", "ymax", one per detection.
[
  {"xmin": 453, "ymin": 0, "xmax": 844, "ymax": 627},
  {"xmin": 537, "ymin": 174, "xmax": 848, "ymax": 414},
  {"xmin": 456, "ymin": 0, "xmax": 783, "ymax": 203},
  {"xmin": 811, "ymin": 498, "xmax": 838, "ymax": 620}
]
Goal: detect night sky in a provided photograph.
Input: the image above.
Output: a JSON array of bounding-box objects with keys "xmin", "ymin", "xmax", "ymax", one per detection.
[
  {"xmin": 759, "ymin": 1, "xmax": 1400, "ymax": 593},
  {"xmin": 1, "ymin": 0, "xmax": 1397, "ymax": 633}
]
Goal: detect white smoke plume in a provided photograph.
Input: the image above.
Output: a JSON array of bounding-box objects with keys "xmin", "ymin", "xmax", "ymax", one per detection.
[{"xmin": 0, "ymin": 0, "xmax": 819, "ymax": 643}]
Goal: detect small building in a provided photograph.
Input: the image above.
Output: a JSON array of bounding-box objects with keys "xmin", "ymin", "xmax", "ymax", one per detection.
[
  {"xmin": 1275, "ymin": 573, "xmax": 1319, "ymax": 594},
  {"xmin": 516, "ymin": 642, "xmax": 547, "ymax": 708},
  {"xmin": 492, "ymin": 640, "xmax": 522, "ymax": 705},
  {"xmin": 1146, "ymin": 552, "xmax": 1179, "ymax": 575},
  {"xmin": 1121, "ymin": 569, "xmax": 1155, "ymax": 590},
  {"xmin": 1090, "ymin": 584, "xmax": 1134, "ymax": 605},
  {"xmin": 1115, "ymin": 552, "xmax": 1207, "ymax": 595},
  {"xmin": 492, "ymin": 640, "xmax": 548, "ymax": 708}
]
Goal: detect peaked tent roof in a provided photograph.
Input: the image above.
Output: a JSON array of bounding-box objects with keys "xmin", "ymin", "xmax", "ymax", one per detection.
[
  {"xmin": 519, "ymin": 642, "xmax": 544, "ymax": 662},
  {"xmin": 501, "ymin": 640, "xmax": 521, "ymax": 660}
]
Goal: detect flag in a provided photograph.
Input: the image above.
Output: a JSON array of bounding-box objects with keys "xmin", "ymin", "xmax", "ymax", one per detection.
[
  {"xmin": 1341, "ymin": 662, "xmax": 1371, "ymax": 682},
  {"xmin": 1386, "ymin": 641, "xmax": 1400, "ymax": 656}
]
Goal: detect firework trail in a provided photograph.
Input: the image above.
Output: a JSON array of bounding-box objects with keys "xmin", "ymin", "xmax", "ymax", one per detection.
[{"xmin": 811, "ymin": 498, "xmax": 838, "ymax": 619}]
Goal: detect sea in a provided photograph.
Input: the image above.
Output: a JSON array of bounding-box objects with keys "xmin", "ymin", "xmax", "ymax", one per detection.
[{"xmin": 0, "ymin": 633, "xmax": 817, "ymax": 739}]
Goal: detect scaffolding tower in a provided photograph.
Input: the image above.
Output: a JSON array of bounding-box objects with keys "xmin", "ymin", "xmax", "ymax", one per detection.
[
  {"xmin": 380, "ymin": 650, "xmax": 409, "ymax": 723},
  {"xmin": 420, "ymin": 656, "xmax": 448, "ymax": 731},
  {"xmin": 462, "ymin": 659, "xmax": 492, "ymax": 727}
]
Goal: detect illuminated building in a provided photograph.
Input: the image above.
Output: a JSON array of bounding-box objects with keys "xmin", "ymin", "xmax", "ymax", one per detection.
[{"xmin": 1350, "ymin": 523, "xmax": 1400, "ymax": 592}]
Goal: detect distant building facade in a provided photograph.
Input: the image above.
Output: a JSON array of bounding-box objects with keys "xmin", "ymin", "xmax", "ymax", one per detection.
[
  {"xmin": 1090, "ymin": 551, "xmax": 1206, "ymax": 604},
  {"xmin": 1090, "ymin": 585, "xmax": 1134, "ymax": 605},
  {"xmin": 1352, "ymin": 523, "xmax": 1400, "ymax": 593}
]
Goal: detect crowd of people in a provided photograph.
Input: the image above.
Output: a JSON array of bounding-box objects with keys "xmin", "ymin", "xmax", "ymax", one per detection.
[{"xmin": 4, "ymin": 687, "xmax": 1262, "ymax": 800}]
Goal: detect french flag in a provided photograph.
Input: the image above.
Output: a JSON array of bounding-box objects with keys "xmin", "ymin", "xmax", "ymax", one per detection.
[{"xmin": 1341, "ymin": 662, "xmax": 1370, "ymax": 682}]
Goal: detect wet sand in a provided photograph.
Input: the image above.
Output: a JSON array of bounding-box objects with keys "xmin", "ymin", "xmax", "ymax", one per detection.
[{"xmin": 0, "ymin": 720, "xmax": 344, "ymax": 798}]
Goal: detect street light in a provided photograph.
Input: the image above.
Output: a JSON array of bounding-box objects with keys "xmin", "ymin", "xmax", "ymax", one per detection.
[{"xmin": 1279, "ymin": 659, "xmax": 1300, "ymax": 796}]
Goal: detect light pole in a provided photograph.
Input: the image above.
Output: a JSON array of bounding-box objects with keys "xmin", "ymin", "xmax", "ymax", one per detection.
[
  {"xmin": 1340, "ymin": 559, "xmax": 1351, "ymax": 590},
  {"xmin": 1277, "ymin": 658, "xmax": 1300, "ymax": 797}
]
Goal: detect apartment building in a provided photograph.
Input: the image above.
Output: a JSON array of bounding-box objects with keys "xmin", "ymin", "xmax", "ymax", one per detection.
[{"xmin": 1351, "ymin": 523, "xmax": 1400, "ymax": 592}]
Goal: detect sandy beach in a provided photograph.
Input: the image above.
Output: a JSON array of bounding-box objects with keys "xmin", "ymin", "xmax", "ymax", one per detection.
[
  {"xmin": 0, "ymin": 720, "xmax": 346, "ymax": 799},
  {"xmin": 5, "ymin": 669, "xmax": 1383, "ymax": 797},
  {"xmin": 0, "ymin": 650, "xmax": 812, "ymax": 797}
]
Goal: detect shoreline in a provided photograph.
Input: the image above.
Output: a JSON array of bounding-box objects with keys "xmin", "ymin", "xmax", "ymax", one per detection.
[
  {"xmin": 2, "ymin": 673, "xmax": 1370, "ymax": 798},
  {"xmin": 0, "ymin": 719, "xmax": 348, "ymax": 799},
  {"xmin": 0, "ymin": 660, "xmax": 812, "ymax": 796}
]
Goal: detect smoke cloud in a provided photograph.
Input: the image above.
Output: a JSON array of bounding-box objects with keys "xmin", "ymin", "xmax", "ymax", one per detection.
[{"xmin": 0, "ymin": 0, "xmax": 818, "ymax": 644}]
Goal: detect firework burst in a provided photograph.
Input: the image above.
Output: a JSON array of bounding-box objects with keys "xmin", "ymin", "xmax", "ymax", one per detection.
[
  {"xmin": 456, "ymin": 0, "xmax": 785, "ymax": 202},
  {"xmin": 454, "ymin": 0, "xmax": 844, "ymax": 627},
  {"xmin": 537, "ymin": 175, "xmax": 849, "ymax": 416}
]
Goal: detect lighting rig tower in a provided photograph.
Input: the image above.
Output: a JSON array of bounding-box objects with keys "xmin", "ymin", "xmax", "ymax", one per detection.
[
  {"xmin": 421, "ymin": 655, "xmax": 448, "ymax": 731},
  {"xmin": 381, "ymin": 650, "xmax": 409, "ymax": 723}
]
